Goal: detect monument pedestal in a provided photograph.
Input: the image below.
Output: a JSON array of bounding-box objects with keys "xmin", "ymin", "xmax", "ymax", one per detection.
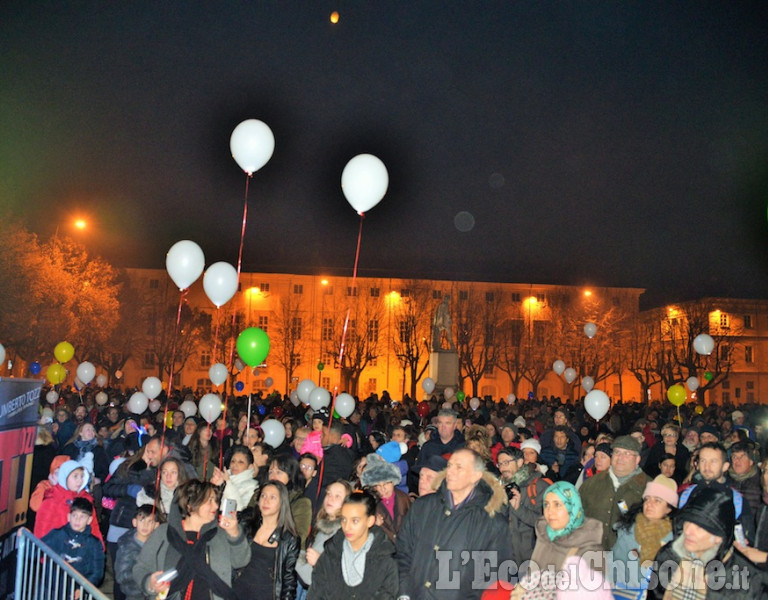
[{"xmin": 428, "ymin": 351, "xmax": 459, "ymax": 399}]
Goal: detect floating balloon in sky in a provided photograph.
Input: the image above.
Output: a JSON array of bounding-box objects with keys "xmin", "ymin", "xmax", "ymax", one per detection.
[
  {"xmin": 552, "ymin": 360, "xmax": 566, "ymax": 376},
  {"xmin": 341, "ymin": 154, "xmax": 389, "ymax": 214},
  {"xmin": 166, "ymin": 240, "xmax": 205, "ymax": 291},
  {"xmin": 693, "ymin": 333, "xmax": 715, "ymax": 355},
  {"xmin": 330, "ymin": 11, "xmax": 339, "ymax": 23},
  {"xmin": 230, "ymin": 119, "xmax": 275, "ymax": 175},
  {"xmin": 584, "ymin": 322, "xmax": 597, "ymax": 339},
  {"xmin": 203, "ymin": 262, "xmax": 238, "ymax": 308}
]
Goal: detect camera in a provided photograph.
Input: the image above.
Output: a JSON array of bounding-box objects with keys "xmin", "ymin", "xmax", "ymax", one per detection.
[{"xmin": 504, "ymin": 481, "xmax": 519, "ymax": 500}]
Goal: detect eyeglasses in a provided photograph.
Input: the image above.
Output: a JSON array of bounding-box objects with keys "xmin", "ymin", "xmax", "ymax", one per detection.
[
  {"xmin": 299, "ymin": 464, "xmax": 316, "ymax": 471},
  {"xmin": 497, "ymin": 460, "xmax": 515, "ymax": 467}
]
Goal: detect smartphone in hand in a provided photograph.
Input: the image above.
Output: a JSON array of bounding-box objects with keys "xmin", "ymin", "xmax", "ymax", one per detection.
[{"xmin": 221, "ymin": 498, "xmax": 237, "ymax": 522}]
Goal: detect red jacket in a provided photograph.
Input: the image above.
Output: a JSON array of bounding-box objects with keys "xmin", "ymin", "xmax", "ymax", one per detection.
[{"xmin": 33, "ymin": 484, "xmax": 103, "ymax": 546}]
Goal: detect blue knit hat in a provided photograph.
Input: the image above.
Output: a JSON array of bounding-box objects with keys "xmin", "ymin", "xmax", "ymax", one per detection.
[{"xmin": 543, "ymin": 481, "xmax": 585, "ymax": 541}]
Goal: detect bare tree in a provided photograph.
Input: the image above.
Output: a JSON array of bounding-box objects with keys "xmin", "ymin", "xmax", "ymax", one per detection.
[
  {"xmin": 328, "ymin": 284, "xmax": 384, "ymax": 395},
  {"xmin": 454, "ymin": 285, "xmax": 504, "ymax": 397},
  {"xmin": 271, "ymin": 289, "xmax": 308, "ymax": 392},
  {"xmin": 391, "ymin": 281, "xmax": 431, "ymax": 399}
]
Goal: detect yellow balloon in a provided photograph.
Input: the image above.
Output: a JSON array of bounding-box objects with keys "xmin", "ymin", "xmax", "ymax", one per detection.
[
  {"xmin": 166, "ymin": 411, "xmax": 174, "ymax": 428},
  {"xmin": 667, "ymin": 384, "xmax": 687, "ymax": 407},
  {"xmin": 46, "ymin": 363, "xmax": 67, "ymax": 385},
  {"xmin": 695, "ymin": 405, "xmax": 704, "ymax": 414},
  {"xmin": 54, "ymin": 341, "xmax": 75, "ymax": 363}
]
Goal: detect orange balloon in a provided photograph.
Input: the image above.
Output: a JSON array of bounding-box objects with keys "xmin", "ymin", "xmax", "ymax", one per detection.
[{"xmin": 330, "ymin": 11, "xmax": 339, "ymax": 24}]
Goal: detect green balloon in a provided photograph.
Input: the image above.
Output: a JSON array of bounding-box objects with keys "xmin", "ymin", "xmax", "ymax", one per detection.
[
  {"xmin": 456, "ymin": 390, "xmax": 466, "ymax": 402},
  {"xmin": 236, "ymin": 327, "xmax": 270, "ymax": 367},
  {"xmin": 704, "ymin": 371, "xmax": 714, "ymax": 381},
  {"xmin": 317, "ymin": 362, "xmax": 325, "ymax": 372}
]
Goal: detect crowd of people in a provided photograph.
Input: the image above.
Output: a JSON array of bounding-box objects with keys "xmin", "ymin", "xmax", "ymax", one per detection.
[{"xmin": 28, "ymin": 384, "xmax": 768, "ymax": 600}]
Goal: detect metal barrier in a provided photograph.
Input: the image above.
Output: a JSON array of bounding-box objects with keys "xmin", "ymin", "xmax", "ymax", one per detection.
[{"xmin": 14, "ymin": 528, "xmax": 110, "ymax": 600}]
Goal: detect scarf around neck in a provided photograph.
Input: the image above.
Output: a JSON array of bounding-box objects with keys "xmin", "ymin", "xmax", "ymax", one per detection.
[
  {"xmin": 634, "ymin": 512, "xmax": 672, "ymax": 564},
  {"xmin": 166, "ymin": 523, "xmax": 235, "ymax": 600},
  {"xmin": 342, "ymin": 531, "xmax": 375, "ymax": 587}
]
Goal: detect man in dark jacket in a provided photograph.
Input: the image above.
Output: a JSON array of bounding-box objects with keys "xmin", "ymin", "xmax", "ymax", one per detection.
[
  {"xmin": 416, "ymin": 409, "xmax": 465, "ymax": 465},
  {"xmin": 539, "ymin": 425, "xmax": 580, "ymax": 480},
  {"xmin": 305, "ymin": 420, "xmax": 355, "ymax": 508},
  {"xmin": 396, "ymin": 448, "xmax": 512, "ymax": 600}
]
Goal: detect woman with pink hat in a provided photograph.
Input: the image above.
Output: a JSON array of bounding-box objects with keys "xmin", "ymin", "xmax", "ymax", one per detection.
[{"xmin": 610, "ymin": 474, "xmax": 679, "ymax": 596}]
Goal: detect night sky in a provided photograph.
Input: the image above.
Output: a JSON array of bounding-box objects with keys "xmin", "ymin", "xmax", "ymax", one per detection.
[{"xmin": 3, "ymin": 2, "xmax": 768, "ymax": 308}]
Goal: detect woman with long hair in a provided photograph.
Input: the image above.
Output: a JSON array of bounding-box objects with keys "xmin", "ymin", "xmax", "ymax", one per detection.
[
  {"xmin": 136, "ymin": 456, "xmax": 189, "ymax": 516},
  {"xmin": 62, "ymin": 421, "xmax": 110, "ymax": 484},
  {"xmin": 268, "ymin": 455, "xmax": 312, "ymax": 548},
  {"xmin": 233, "ymin": 481, "xmax": 300, "ymax": 600},
  {"xmin": 133, "ymin": 479, "xmax": 250, "ymax": 600},
  {"xmin": 213, "ymin": 444, "xmax": 259, "ymax": 512},
  {"xmin": 295, "ymin": 480, "xmax": 353, "ymax": 599},
  {"xmin": 187, "ymin": 421, "xmax": 220, "ymax": 481}
]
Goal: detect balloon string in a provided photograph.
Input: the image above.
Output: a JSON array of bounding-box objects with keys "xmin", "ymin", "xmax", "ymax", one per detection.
[
  {"xmin": 152, "ymin": 287, "xmax": 189, "ymax": 518},
  {"xmin": 212, "ymin": 308, "xmax": 221, "ymax": 362},
  {"xmin": 320, "ymin": 213, "xmax": 365, "ymax": 500},
  {"xmin": 204, "ymin": 423, "xmax": 211, "ymax": 480}
]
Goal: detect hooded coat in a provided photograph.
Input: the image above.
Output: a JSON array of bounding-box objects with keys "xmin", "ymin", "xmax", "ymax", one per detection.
[
  {"xmin": 507, "ymin": 465, "xmax": 551, "ymax": 564},
  {"xmin": 395, "ymin": 470, "xmax": 511, "ymax": 600},
  {"xmin": 308, "ymin": 526, "xmax": 398, "ymax": 600},
  {"xmin": 33, "ymin": 460, "xmax": 104, "ymax": 544}
]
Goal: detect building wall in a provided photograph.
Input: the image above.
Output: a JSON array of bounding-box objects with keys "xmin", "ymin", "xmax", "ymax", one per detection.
[{"xmin": 122, "ymin": 268, "xmax": 647, "ymax": 401}]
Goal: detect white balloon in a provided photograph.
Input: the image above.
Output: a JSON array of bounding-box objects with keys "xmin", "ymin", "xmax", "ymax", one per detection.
[
  {"xmin": 75, "ymin": 361, "xmax": 95, "ymax": 385},
  {"xmin": 166, "ymin": 240, "xmax": 205, "ymax": 291},
  {"xmin": 469, "ymin": 397, "xmax": 481, "ymax": 411},
  {"xmin": 335, "ymin": 393, "xmax": 356, "ymax": 418},
  {"xmin": 209, "ymin": 363, "xmax": 228, "ymax": 387},
  {"xmin": 264, "ymin": 377, "xmax": 274, "ymax": 388},
  {"xmin": 506, "ymin": 393, "xmax": 516, "ymax": 405},
  {"xmin": 309, "ymin": 386, "xmax": 331, "ymax": 410},
  {"xmin": 584, "ymin": 322, "xmax": 597, "ymax": 339},
  {"xmin": 341, "ymin": 154, "xmax": 389, "ymax": 214},
  {"xmin": 290, "ymin": 390, "xmax": 301, "ymax": 407},
  {"xmin": 180, "ymin": 399, "xmax": 197, "ymax": 418},
  {"xmin": 581, "ymin": 376, "xmax": 595, "ymax": 393},
  {"xmin": 552, "ymin": 360, "xmax": 566, "ymax": 376},
  {"xmin": 422, "ymin": 377, "xmax": 436, "ymax": 394},
  {"xmin": 584, "ymin": 389, "xmax": 610, "ymax": 421},
  {"xmin": 563, "ymin": 367, "xmax": 577, "ymax": 384},
  {"xmin": 686, "ymin": 376, "xmax": 700, "ymax": 391},
  {"xmin": 149, "ymin": 399, "xmax": 161, "ymax": 413},
  {"xmin": 95, "ymin": 391, "xmax": 108, "ymax": 406},
  {"xmin": 128, "ymin": 391, "xmax": 149, "ymax": 415},
  {"xmin": 693, "ymin": 333, "xmax": 715, "ymax": 356},
  {"xmin": 0, "ymin": 343, "xmax": 5, "ymax": 366},
  {"xmin": 297, "ymin": 379, "xmax": 316, "ymax": 404},
  {"xmin": 442, "ymin": 401, "xmax": 453, "ymax": 410},
  {"xmin": 203, "ymin": 262, "xmax": 238, "ymax": 308},
  {"xmin": 234, "ymin": 358, "xmax": 245, "ymax": 372},
  {"xmin": 142, "ymin": 376, "xmax": 163, "ymax": 399},
  {"xmin": 74, "ymin": 377, "xmax": 84, "ymax": 390},
  {"xmin": 199, "ymin": 393, "xmax": 223, "ymax": 424},
  {"xmin": 261, "ymin": 418, "xmax": 286, "ymax": 448},
  {"xmin": 46, "ymin": 390, "xmax": 59, "ymax": 404},
  {"xmin": 95, "ymin": 373, "xmax": 107, "ymax": 388},
  {"xmin": 443, "ymin": 387, "xmax": 454, "ymax": 400},
  {"xmin": 230, "ymin": 119, "xmax": 275, "ymax": 175}
]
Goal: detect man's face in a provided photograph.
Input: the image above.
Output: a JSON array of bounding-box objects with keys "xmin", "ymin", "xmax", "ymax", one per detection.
[
  {"xmin": 497, "ymin": 455, "xmax": 520, "ymax": 481},
  {"xmin": 173, "ymin": 411, "xmax": 185, "ymax": 427},
  {"xmin": 699, "ymin": 432, "xmax": 718, "ymax": 445},
  {"xmin": 611, "ymin": 448, "xmax": 641, "ymax": 478},
  {"xmin": 437, "ymin": 416, "xmax": 456, "ymax": 442},
  {"xmin": 143, "ymin": 440, "xmax": 164, "ymax": 467},
  {"xmin": 391, "ymin": 429, "xmax": 406, "ymax": 443},
  {"xmin": 553, "ymin": 412, "xmax": 567, "ymax": 427},
  {"xmin": 107, "ymin": 408, "xmax": 119, "ymax": 422},
  {"xmin": 74, "ymin": 406, "xmax": 87, "ymax": 421},
  {"xmin": 553, "ymin": 431, "xmax": 567, "ymax": 450},
  {"xmin": 418, "ymin": 468, "xmax": 439, "ymax": 496},
  {"xmin": 445, "ymin": 451, "xmax": 482, "ymax": 495},
  {"xmin": 730, "ymin": 450, "xmax": 753, "ymax": 476},
  {"xmin": 299, "ymin": 457, "xmax": 317, "ymax": 481},
  {"xmin": 697, "ymin": 447, "xmax": 729, "ymax": 482}
]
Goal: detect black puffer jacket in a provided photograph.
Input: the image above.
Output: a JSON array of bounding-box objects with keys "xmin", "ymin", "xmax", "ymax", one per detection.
[
  {"xmin": 396, "ymin": 471, "xmax": 512, "ymax": 600},
  {"xmin": 308, "ymin": 526, "xmax": 398, "ymax": 600},
  {"xmin": 103, "ymin": 460, "xmax": 157, "ymax": 529}
]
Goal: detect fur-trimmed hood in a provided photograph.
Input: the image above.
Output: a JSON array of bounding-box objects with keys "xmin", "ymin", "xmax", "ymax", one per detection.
[{"xmin": 431, "ymin": 469, "xmax": 508, "ymax": 517}]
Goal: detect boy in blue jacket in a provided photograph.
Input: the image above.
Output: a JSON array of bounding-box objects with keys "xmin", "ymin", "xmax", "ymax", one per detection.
[{"xmin": 42, "ymin": 497, "xmax": 105, "ymax": 586}]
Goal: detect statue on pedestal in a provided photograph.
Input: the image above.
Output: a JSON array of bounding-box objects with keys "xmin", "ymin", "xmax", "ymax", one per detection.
[{"xmin": 432, "ymin": 295, "xmax": 455, "ymax": 352}]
